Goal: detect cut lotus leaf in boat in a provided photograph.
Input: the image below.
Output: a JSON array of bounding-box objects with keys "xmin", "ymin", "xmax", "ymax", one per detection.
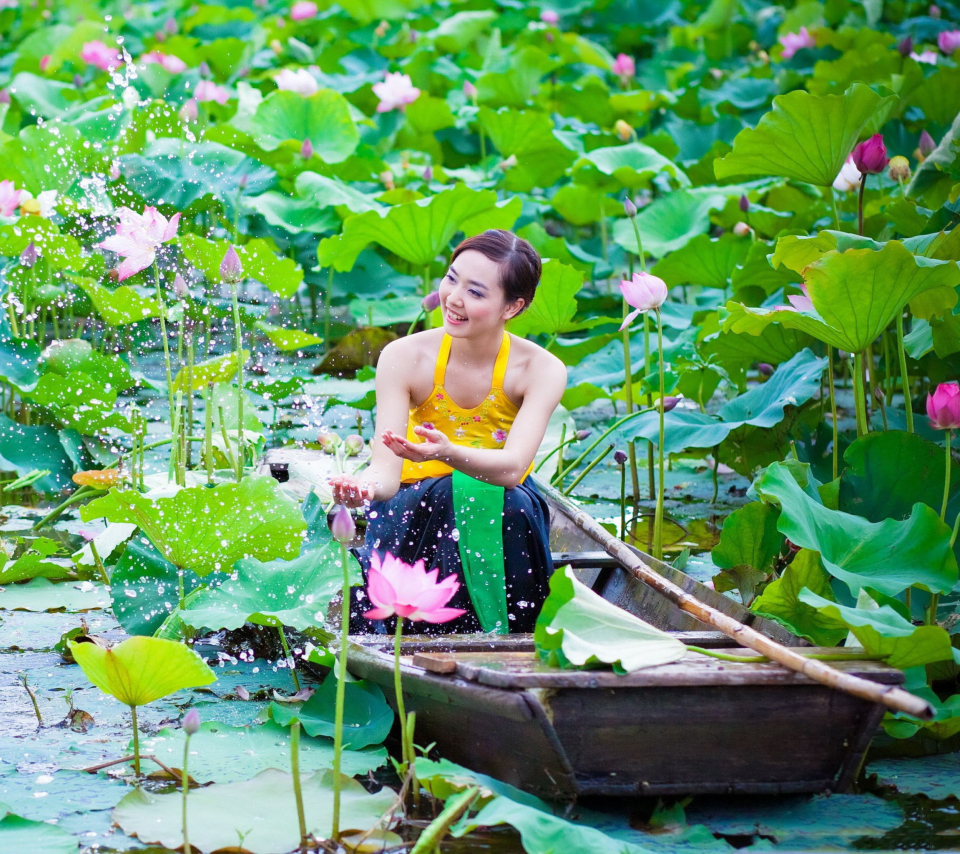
[
  {"xmin": 68, "ymin": 635, "xmax": 216, "ymax": 707},
  {"xmin": 535, "ymin": 566, "xmax": 686, "ymax": 674},
  {"xmin": 112, "ymin": 768, "xmax": 395, "ymax": 854},
  {"xmin": 80, "ymin": 475, "xmax": 306, "ymax": 577}
]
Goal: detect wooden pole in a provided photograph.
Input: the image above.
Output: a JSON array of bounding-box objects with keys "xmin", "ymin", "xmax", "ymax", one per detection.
[{"xmin": 547, "ymin": 487, "xmax": 934, "ymax": 720}]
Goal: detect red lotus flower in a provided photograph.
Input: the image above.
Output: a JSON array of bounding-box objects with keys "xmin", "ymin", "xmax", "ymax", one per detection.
[
  {"xmin": 851, "ymin": 134, "xmax": 889, "ymax": 175},
  {"xmin": 927, "ymin": 382, "xmax": 960, "ymax": 431}
]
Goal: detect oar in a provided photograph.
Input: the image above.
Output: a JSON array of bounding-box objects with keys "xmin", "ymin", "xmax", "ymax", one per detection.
[{"xmin": 540, "ymin": 481, "xmax": 934, "ymax": 720}]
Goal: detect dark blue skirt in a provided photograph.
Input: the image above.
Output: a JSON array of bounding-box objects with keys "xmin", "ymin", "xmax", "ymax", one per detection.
[{"xmin": 350, "ymin": 475, "xmax": 553, "ymax": 635}]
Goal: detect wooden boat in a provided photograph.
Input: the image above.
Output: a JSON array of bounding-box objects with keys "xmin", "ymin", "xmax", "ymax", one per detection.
[{"xmin": 263, "ymin": 449, "xmax": 904, "ymax": 799}]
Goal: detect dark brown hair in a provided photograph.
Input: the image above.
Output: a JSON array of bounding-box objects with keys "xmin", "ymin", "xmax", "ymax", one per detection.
[{"xmin": 450, "ymin": 229, "xmax": 541, "ymax": 312}]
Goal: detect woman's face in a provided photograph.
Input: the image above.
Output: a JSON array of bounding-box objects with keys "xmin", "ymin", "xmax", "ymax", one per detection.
[{"xmin": 439, "ymin": 249, "xmax": 524, "ymax": 339}]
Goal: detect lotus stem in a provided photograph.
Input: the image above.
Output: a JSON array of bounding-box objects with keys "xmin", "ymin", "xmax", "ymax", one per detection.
[
  {"xmin": 276, "ymin": 627, "xmax": 300, "ymax": 693},
  {"xmin": 942, "ymin": 430, "xmax": 952, "ymax": 522},
  {"xmin": 182, "ymin": 732, "xmax": 191, "ymax": 854},
  {"xmin": 534, "ymin": 431, "xmax": 582, "ymax": 473},
  {"xmin": 828, "ymin": 346, "xmax": 839, "ymax": 480},
  {"xmin": 562, "ymin": 444, "xmax": 614, "ymax": 495},
  {"xmin": 89, "ymin": 539, "xmax": 109, "ymax": 586},
  {"xmin": 829, "ymin": 185, "xmax": 841, "ymax": 232},
  {"xmin": 896, "ymin": 311, "xmax": 914, "ymax": 433},
  {"xmin": 653, "ymin": 309, "xmax": 666, "ymax": 560},
  {"xmin": 853, "ymin": 352, "xmax": 867, "ymax": 437},
  {"xmin": 711, "ymin": 445, "xmax": 720, "ymax": 504},
  {"xmin": 331, "ymin": 540, "xmax": 353, "ymax": 841},
  {"xmin": 130, "ymin": 705, "xmax": 141, "ymax": 777},
  {"xmin": 553, "ymin": 423, "xmax": 566, "ymax": 482},
  {"xmin": 204, "ymin": 383, "xmax": 214, "ymax": 485},
  {"xmin": 291, "ymin": 720, "xmax": 308, "ymax": 847},
  {"xmin": 857, "ymin": 173, "xmax": 866, "ymax": 236},
  {"xmin": 185, "ymin": 329, "xmax": 195, "ymax": 470},
  {"xmin": 643, "ymin": 313, "xmax": 655, "ymax": 501},
  {"xmin": 31, "ymin": 485, "xmax": 96, "ymax": 531},
  {"xmin": 228, "ymin": 277, "xmax": 244, "ymax": 482},
  {"xmin": 409, "ymin": 787, "xmax": 480, "ymax": 854},
  {"xmin": 554, "ymin": 406, "xmax": 655, "ymax": 484},
  {"xmin": 393, "ymin": 616, "xmax": 409, "ymax": 769},
  {"xmin": 422, "ymin": 265, "xmax": 432, "ymax": 329},
  {"xmin": 216, "ymin": 405, "xmax": 237, "ymax": 474},
  {"xmin": 598, "ymin": 195, "xmax": 609, "ymax": 262},
  {"xmin": 619, "ymin": 460, "xmax": 627, "ymax": 540},
  {"xmin": 621, "ymin": 298, "xmax": 641, "ymax": 512},
  {"xmin": 324, "ymin": 266, "xmax": 333, "ymax": 354},
  {"xmin": 152, "ymin": 266, "xmax": 176, "ymax": 445}
]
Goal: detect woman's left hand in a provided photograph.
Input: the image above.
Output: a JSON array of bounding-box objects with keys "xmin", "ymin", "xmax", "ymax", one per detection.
[{"xmin": 382, "ymin": 426, "xmax": 454, "ymax": 464}]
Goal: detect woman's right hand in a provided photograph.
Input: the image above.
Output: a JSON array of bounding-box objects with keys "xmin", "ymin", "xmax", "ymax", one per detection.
[{"xmin": 329, "ymin": 474, "xmax": 374, "ymax": 508}]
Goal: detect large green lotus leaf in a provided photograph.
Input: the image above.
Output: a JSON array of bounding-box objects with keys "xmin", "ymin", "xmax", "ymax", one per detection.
[
  {"xmin": 612, "ymin": 189, "xmax": 729, "ymax": 259},
  {"xmin": 0, "ymin": 809, "xmax": 77, "ymax": 854},
  {"xmin": 180, "ymin": 234, "xmax": 302, "ymax": 298},
  {"xmin": 572, "ymin": 141, "xmax": 690, "ymax": 190},
  {"xmin": 713, "ymin": 501, "xmax": 783, "ymax": 574},
  {"xmin": 247, "ymin": 90, "xmax": 359, "ymax": 163},
  {"xmin": 714, "ymin": 84, "xmax": 897, "ymax": 186},
  {"xmin": 69, "ymin": 635, "xmax": 216, "ymax": 706},
  {"xmin": 731, "ymin": 238, "xmax": 802, "ymax": 298},
  {"xmin": 476, "ymin": 45, "xmax": 557, "ymax": 110},
  {"xmin": 7, "ymin": 71, "xmax": 77, "ymax": 118},
  {"xmin": 507, "ymin": 259, "xmax": 584, "ymax": 337},
  {"xmin": 39, "ymin": 343, "xmax": 136, "ymax": 391},
  {"xmin": 535, "ymin": 566, "xmax": 687, "ymax": 674},
  {"xmin": 725, "ymin": 242, "xmax": 960, "ymax": 352},
  {"xmin": 26, "ymin": 370, "xmax": 131, "ymax": 434},
  {"xmin": 140, "ymin": 720, "xmax": 386, "ymax": 783},
  {"xmin": 0, "ymin": 218, "xmax": 84, "ymax": 270},
  {"xmin": 701, "ymin": 322, "xmax": 813, "ymax": 367},
  {"xmin": 318, "ymin": 184, "xmax": 518, "ymax": 272},
  {"xmin": 751, "ymin": 549, "xmax": 848, "ymax": 646},
  {"xmin": 172, "ymin": 350, "xmax": 248, "ymax": 393},
  {"xmin": 76, "ymin": 280, "xmax": 163, "ymax": 326},
  {"xmin": 337, "ymin": 0, "xmax": 423, "ymax": 23},
  {"xmin": 121, "ymin": 139, "xmax": 276, "ymax": 216},
  {"xmin": 80, "ymin": 476, "xmax": 306, "ymax": 577},
  {"xmin": 113, "ymin": 768, "xmax": 394, "ymax": 853},
  {"xmin": 478, "ymin": 107, "xmax": 577, "ymax": 193},
  {"xmin": 906, "ymin": 111, "xmax": 960, "ymax": 210},
  {"xmin": 430, "ymin": 10, "xmax": 497, "ymax": 51},
  {"xmin": 617, "ymin": 408, "xmax": 732, "ymax": 454},
  {"xmin": 0, "ymin": 415, "xmax": 75, "ymax": 492},
  {"xmin": 256, "ymin": 320, "xmax": 324, "ymax": 351},
  {"xmin": 0, "ymin": 324, "xmax": 41, "ymax": 392},
  {"xmin": 269, "ymin": 674, "xmax": 393, "ymax": 749},
  {"xmin": 754, "ymin": 461, "xmax": 958, "ymax": 597},
  {"xmin": 295, "ymin": 172, "xmax": 384, "ymax": 214},
  {"xmin": 798, "ymin": 590, "xmax": 956, "ymax": 669},
  {"xmin": 243, "ymin": 191, "xmax": 339, "ymax": 234},
  {"xmin": 909, "ymin": 66, "xmax": 960, "ymax": 127},
  {"xmin": 0, "ymin": 537, "xmax": 66, "ymax": 584},
  {"xmin": 652, "ymin": 233, "xmax": 751, "ymax": 289},
  {"xmin": 0, "ymin": 120, "xmax": 102, "ymax": 194},
  {"xmin": 0, "ymin": 578, "xmax": 109, "ymax": 612},
  {"xmin": 183, "ymin": 541, "xmax": 355, "ymax": 632}
]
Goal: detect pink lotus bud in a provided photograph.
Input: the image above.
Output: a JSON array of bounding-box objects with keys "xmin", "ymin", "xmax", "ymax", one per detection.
[
  {"xmin": 422, "ymin": 165, "xmax": 433, "ymax": 182},
  {"xmin": 540, "ymin": 9, "xmax": 559, "ymax": 23},
  {"xmin": 919, "ymin": 130, "xmax": 936, "ymax": 157},
  {"xmin": 343, "ymin": 434, "xmax": 365, "ymax": 457},
  {"xmin": 624, "ymin": 197, "xmax": 637, "ymax": 218},
  {"xmin": 173, "ymin": 273, "xmax": 189, "ymax": 298},
  {"xmin": 180, "ymin": 98, "xmax": 198, "ymax": 121},
  {"xmin": 463, "ymin": 80, "xmax": 477, "ymax": 99},
  {"xmin": 238, "ymin": 174, "xmax": 248, "ymax": 189},
  {"xmin": 620, "ymin": 272, "xmax": 668, "ymax": 323},
  {"xmin": 779, "ymin": 26, "xmax": 816, "ymax": 59},
  {"xmin": 182, "ymin": 708, "xmax": 201, "ymax": 735},
  {"xmin": 73, "ymin": 74, "xmax": 83, "ymax": 87},
  {"xmin": 199, "ymin": 61, "xmax": 211, "ymax": 77},
  {"xmin": 938, "ymin": 30, "xmax": 960, "ymax": 53},
  {"xmin": 220, "ymin": 246, "xmax": 244, "ymax": 283},
  {"xmin": 318, "ymin": 431, "xmax": 342, "ymax": 453},
  {"xmin": 39, "ymin": 55, "xmax": 51, "ymax": 72},
  {"xmin": 421, "ymin": 290, "xmax": 441, "ymax": 312},
  {"xmin": 927, "ymin": 382, "xmax": 960, "ymax": 430},
  {"xmin": 236, "ymin": 685, "xmax": 250, "ymax": 700},
  {"xmin": 0, "ymin": 90, "xmax": 9, "ymax": 104},
  {"xmin": 657, "ymin": 396, "xmax": 680, "ymax": 413},
  {"xmin": 300, "ymin": 138, "xmax": 313, "ymax": 159},
  {"xmin": 19, "ymin": 242, "xmax": 38, "ymax": 268},
  {"xmin": 109, "ymin": 161, "xmax": 121, "ymax": 181},
  {"xmin": 738, "ymin": 194, "xmax": 750, "ymax": 213},
  {"xmin": 733, "ymin": 222, "xmax": 752, "ymax": 237},
  {"xmin": 164, "ymin": 17, "xmax": 178, "ymax": 33},
  {"xmin": 291, "ymin": 0, "xmax": 319, "ymax": 20},
  {"xmin": 851, "ymin": 134, "xmax": 889, "ymax": 174},
  {"xmin": 898, "ymin": 35, "xmax": 913, "ymax": 56},
  {"xmin": 575, "ymin": 429, "xmax": 591, "ymax": 441},
  {"xmin": 874, "ymin": 385, "xmax": 886, "ymax": 403},
  {"xmin": 757, "ymin": 363, "xmax": 774, "ymax": 377},
  {"xmin": 930, "ymin": 5, "xmax": 941, "ymax": 17},
  {"xmin": 612, "ymin": 53, "xmax": 635, "ymax": 81},
  {"xmin": 330, "ymin": 504, "xmax": 356, "ymax": 544},
  {"xmin": 614, "ymin": 119, "xmax": 632, "ymax": 141},
  {"xmin": 614, "ymin": 449, "xmax": 628, "ymax": 465}
]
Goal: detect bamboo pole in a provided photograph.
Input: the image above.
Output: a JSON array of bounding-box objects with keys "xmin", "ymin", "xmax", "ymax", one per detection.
[{"xmin": 542, "ymin": 483, "xmax": 934, "ymax": 720}]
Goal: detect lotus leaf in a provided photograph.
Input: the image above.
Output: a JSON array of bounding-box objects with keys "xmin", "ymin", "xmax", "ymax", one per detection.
[
  {"xmin": 172, "ymin": 350, "xmax": 248, "ymax": 392},
  {"xmin": 713, "ymin": 502, "xmax": 783, "ymax": 577},
  {"xmin": 26, "ymin": 370, "xmax": 131, "ymax": 434},
  {"xmin": 0, "ymin": 121, "xmax": 101, "ymax": 194},
  {"xmin": 69, "ymin": 635, "xmax": 215, "ymax": 706},
  {"xmin": 755, "ymin": 461, "xmax": 958, "ymax": 597},
  {"xmin": 243, "ymin": 191, "xmax": 339, "ymax": 234},
  {"xmin": 80, "ymin": 476, "xmax": 306, "ymax": 577},
  {"xmin": 256, "ymin": 321, "xmax": 323, "ymax": 351},
  {"xmin": 653, "ymin": 233, "xmax": 751, "ymax": 289},
  {"xmin": 181, "ymin": 234, "xmax": 303, "ymax": 298},
  {"xmin": 75, "ymin": 280, "xmax": 163, "ymax": 327},
  {"xmin": 508, "ymin": 259, "xmax": 584, "ymax": 337},
  {"xmin": 714, "ymin": 83, "xmax": 897, "ymax": 186},
  {"xmin": 0, "ymin": 323, "xmax": 41, "ymax": 392},
  {"xmin": 247, "ymin": 90, "xmax": 359, "ymax": 163},
  {"xmin": 906, "ymin": 111, "xmax": 960, "ymax": 210},
  {"xmin": 0, "ymin": 537, "xmax": 66, "ymax": 584},
  {"xmin": 535, "ymin": 566, "xmax": 687, "ymax": 674},
  {"xmin": 701, "ymin": 322, "xmax": 813, "ymax": 367},
  {"xmin": 573, "ymin": 141, "xmax": 690, "ymax": 190},
  {"xmin": 112, "ymin": 768, "xmax": 395, "ymax": 853},
  {"xmin": 348, "ymin": 296, "xmax": 422, "ymax": 327},
  {"xmin": 295, "ymin": 172, "xmax": 384, "ymax": 214},
  {"xmin": 430, "ymin": 10, "xmax": 497, "ymax": 52},
  {"xmin": 0, "ymin": 218, "xmax": 83, "ymax": 269},
  {"xmin": 612, "ymin": 189, "xmax": 730, "ymax": 258},
  {"xmin": 0, "ymin": 808, "xmax": 77, "ymax": 854},
  {"xmin": 0, "ymin": 415, "xmax": 75, "ymax": 492}
]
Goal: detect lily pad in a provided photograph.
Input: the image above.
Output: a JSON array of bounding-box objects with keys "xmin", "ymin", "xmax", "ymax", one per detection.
[
  {"xmin": 246, "ymin": 90, "xmax": 359, "ymax": 163},
  {"xmin": 0, "ymin": 808, "xmax": 78, "ymax": 854},
  {"xmin": 0, "ymin": 414, "xmax": 75, "ymax": 492},
  {"xmin": 0, "ymin": 578, "xmax": 109, "ymax": 612}
]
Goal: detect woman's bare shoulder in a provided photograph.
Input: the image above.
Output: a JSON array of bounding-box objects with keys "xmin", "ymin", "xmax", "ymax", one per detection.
[
  {"xmin": 379, "ymin": 328, "xmax": 445, "ymax": 364},
  {"xmin": 508, "ymin": 335, "xmax": 567, "ymax": 393}
]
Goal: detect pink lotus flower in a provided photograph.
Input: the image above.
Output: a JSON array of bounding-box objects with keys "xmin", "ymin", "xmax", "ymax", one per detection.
[
  {"xmin": 927, "ymin": 382, "xmax": 960, "ymax": 430},
  {"xmin": 372, "ymin": 72, "xmax": 420, "ymax": 112},
  {"xmin": 0, "ymin": 180, "xmax": 24, "ymax": 217},
  {"xmin": 620, "ymin": 271, "xmax": 668, "ymax": 330},
  {"xmin": 39, "ymin": 55, "xmax": 51, "ymax": 72},
  {"xmin": 612, "ymin": 53, "xmax": 635, "ymax": 83},
  {"xmin": 938, "ymin": 30, "xmax": 960, "ymax": 54},
  {"xmin": 540, "ymin": 9, "xmax": 559, "ymax": 23},
  {"xmin": 852, "ymin": 133, "xmax": 889, "ymax": 174},
  {"xmin": 141, "ymin": 51, "xmax": 188, "ymax": 74},
  {"xmin": 194, "ymin": 80, "xmax": 231, "ymax": 105},
  {"xmin": 911, "ymin": 50, "xmax": 938, "ymax": 64},
  {"xmin": 180, "ymin": 99, "xmax": 199, "ymax": 121},
  {"xmin": 463, "ymin": 80, "xmax": 477, "ymax": 99},
  {"xmin": 779, "ymin": 27, "xmax": 815, "ymax": 59},
  {"xmin": 81, "ymin": 40, "xmax": 122, "ymax": 71},
  {"xmin": 833, "ymin": 155, "xmax": 862, "ymax": 191},
  {"xmin": 274, "ymin": 67, "xmax": 319, "ymax": 95},
  {"xmin": 97, "ymin": 206, "xmax": 180, "ymax": 281},
  {"xmin": 363, "ymin": 552, "xmax": 466, "ymax": 624},
  {"xmin": 290, "ymin": 1, "xmax": 318, "ymax": 20},
  {"xmin": 786, "ymin": 284, "xmax": 815, "ymax": 313}
]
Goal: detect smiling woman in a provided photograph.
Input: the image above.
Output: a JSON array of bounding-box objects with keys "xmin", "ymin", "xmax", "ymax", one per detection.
[{"xmin": 330, "ymin": 230, "xmax": 567, "ymax": 634}]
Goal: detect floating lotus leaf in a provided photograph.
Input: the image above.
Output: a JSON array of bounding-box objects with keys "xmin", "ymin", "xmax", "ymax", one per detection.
[
  {"xmin": 508, "ymin": 260, "xmax": 584, "ymax": 337},
  {"xmin": 652, "ymin": 233, "xmax": 752, "ymax": 289},
  {"xmin": 0, "ymin": 578, "xmax": 109, "ymax": 612},
  {"xmin": 256, "ymin": 321, "xmax": 324, "ymax": 351},
  {"xmin": 80, "ymin": 476, "xmax": 306, "ymax": 577},
  {"xmin": 247, "ymin": 90, "xmax": 359, "ymax": 163},
  {"xmin": 0, "ymin": 537, "xmax": 65, "ymax": 584},
  {"xmin": 0, "ymin": 807, "xmax": 78, "ymax": 854},
  {"xmin": 69, "ymin": 635, "xmax": 216, "ymax": 707},
  {"xmin": 714, "ymin": 83, "xmax": 898, "ymax": 186}
]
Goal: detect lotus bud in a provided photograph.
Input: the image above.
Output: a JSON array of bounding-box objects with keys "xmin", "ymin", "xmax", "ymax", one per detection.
[
  {"xmin": 182, "ymin": 708, "xmax": 201, "ymax": 736},
  {"xmin": 926, "ymin": 382, "xmax": 960, "ymax": 430},
  {"xmin": 343, "ymin": 434, "xmax": 366, "ymax": 457},
  {"xmin": 930, "ymin": 4, "xmax": 941, "ymax": 17},
  {"xmin": 165, "ymin": 16, "xmax": 178, "ymax": 33},
  {"xmin": 409, "ymin": 29, "xmax": 419, "ymax": 43},
  {"xmin": 614, "ymin": 449, "xmax": 628, "ymax": 466},
  {"xmin": 498, "ymin": 154, "xmax": 518, "ymax": 170},
  {"xmin": 0, "ymin": 89, "xmax": 10, "ymax": 104},
  {"xmin": 421, "ymin": 290, "xmax": 441, "ymax": 312},
  {"xmin": 614, "ymin": 119, "xmax": 632, "ymax": 141},
  {"xmin": 109, "ymin": 161, "xmax": 121, "ymax": 181},
  {"xmin": 19, "ymin": 243, "xmax": 38, "ymax": 268},
  {"xmin": 39, "ymin": 55, "xmax": 51, "ymax": 72},
  {"xmin": 919, "ymin": 130, "xmax": 936, "ymax": 157},
  {"xmin": 238, "ymin": 174, "xmax": 248, "ymax": 190},
  {"xmin": 540, "ymin": 9, "xmax": 559, "ymax": 23},
  {"xmin": 874, "ymin": 385, "xmax": 886, "ymax": 404},
  {"xmin": 173, "ymin": 273, "xmax": 189, "ymax": 299},
  {"xmin": 220, "ymin": 246, "xmax": 244, "ymax": 283},
  {"xmin": 898, "ymin": 35, "xmax": 913, "ymax": 56},
  {"xmin": 380, "ymin": 170, "xmax": 395, "ymax": 190},
  {"xmin": 757, "ymin": 363, "xmax": 774, "ymax": 377},
  {"xmin": 300, "ymin": 138, "xmax": 313, "ymax": 159},
  {"xmin": 236, "ymin": 685, "xmax": 250, "ymax": 700},
  {"xmin": 851, "ymin": 134, "xmax": 889, "ymax": 174},
  {"xmin": 733, "ymin": 221, "xmax": 752, "ymax": 237},
  {"xmin": 199, "ymin": 61, "xmax": 211, "ymax": 77},
  {"xmin": 318, "ymin": 431, "xmax": 342, "ymax": 453},
  {"xmin": 375, "ymin": 20, "xmax": 389, "ymax": 37},
  {"xmin": 624, "ymin": 197, "xmax": 637, "ymax": 218},
  {"xmin": 422, "ymin": 165, "xmax": 433, "ymax": 182},
  {"xmin": 180, "ymin": 98, "xmax": 198, "ymax": 121},
  {"xmin": 270, "ymin": 39, "xmax": 283, "ymax": 53},
  {"xmin": 463, "ymin": 80, "xmax": 477, "ymax": 99},
  {"xmin": 73, "ymin": 74, "xmax": 83, "ymax": 87},
  {"xmin": 656, "ymin": 396, "xmax": 680, "ymax": 413},
  {"xmin": 330, "ymin": 504, "xmax": 356, "ymax": 544},
  {"xmin": 575, "ymin": 429, "xmax": 591, "ymax": 441},
  {"xmin": 888, "ymin": 155, "xmax": 910, "ymax": 182},
  {"xmin": 738, "ymin": 194, "xmax": 750, "ymax": 213}
]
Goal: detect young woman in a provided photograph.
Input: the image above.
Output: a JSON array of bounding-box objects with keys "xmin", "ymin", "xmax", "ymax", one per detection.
[{"xmin": 330, "ymin": 229, "xmax": 567, "ymax": 634}]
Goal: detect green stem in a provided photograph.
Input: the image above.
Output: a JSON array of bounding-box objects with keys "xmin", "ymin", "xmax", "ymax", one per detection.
[
  {"xmin": 687, "ymin": 646, "xmax": 887, "ymax": 664},
  {"xmin": 421, "ymin": 265, "xmax": 433, "ymax": 329},
  {"xmin": 643, "ymin": 312, "xmax": 655, "ymax": 501},
  {"xmin": 89, "ymin": 539, "xmax": 109, "ymax": 585},
  {"xmin": 857, "ymin": 173, "xmax": 866, "ymax": 236},
  {"xmin": 711, "ymin": 445, "xmax": 719, "ymax": 504},
  {"xmin": 853, "ymin": 351, "xmax": 867, "ymax": 437},
  {"xmin": 152, "ymin": 266, "xmax": 176, "ymax": 446},
  {"xmin": 562, "ymin": 444, "xmax": 614, "ymax": 495},
  {"xmin": 291, "ymin": 720, "xmax": 307, "ymax": 847},
  {"xmin": 598, "ymin": 196, "xmax": 609, "ymax": 262},
  {"xmin": 621, "ymin": 300, "xmax": 641, "ymax": 505},
  {"xmin": 182, "ymin": 733, "xmax": 191, "ymax": 854},
  {"xmin": 896, "ymin": 311, "xmax": 914, "ymax": 433},
  {"xmin": 619, "ymin": 462, "xmax": 627, "ymax": 541},
  {"xmin": 829, "ymin": 185, "xmax": 841, "ymax": 232},
  {"xmin": 552, "ymin": 423, "xmax": 566, "ymax": 482},
  {"xmin": 393, "ymin": 617, "xmax": 408, "ymax": 768},
  {"xmin": 406, "ymin": 309, "xmax": 426, "ymax": 337},
  {"xmin": 131, "ymin": 706, "xmax": 141, "ymax": 777},
  {"xmin": 204, "ymin": 383, "xmax": 214, "ymax": 485},
  {"xmin": 31, "ymin": 485, "xmax": 95, "ymax": 531},
  {"xmin": 942, "ymin": 430, "xmax": 952, "ymax": 522},
  {"xmin": 554, "ymin": 406, "xmax": 654, "ymax": 485},
  {"xmin": 828, "ymin": 346, "xmax": 839, "ymax": 480},
  {"xmin": 534, "ymin": 435, "xmax": 583, "ymax": 473},
  {"xmin": 277, "ymin": 627, "xmax": 300, "ymax": 693},
  {"xmin": 217, "ymin": 406, "xmax": 237, "ymax": 474},
  {"xmin": 652, "ymin": 310, "xmax": 666, "ymax": 561},
  {"xmin": 324, "ymin": 267, "xmax": 334, "ymax": 355},
  {"xmin": 332, "ymin": 541, "xmax": 353, "ymax": 841},
  {"xmin": 228, "ymin": 278, "xmax": 244, "ymax": 482}
]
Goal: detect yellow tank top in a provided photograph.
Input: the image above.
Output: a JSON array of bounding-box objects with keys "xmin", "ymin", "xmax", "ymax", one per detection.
[{"xmin": 400, "ymin": 333, "xmax": 533, "ymax": 484}]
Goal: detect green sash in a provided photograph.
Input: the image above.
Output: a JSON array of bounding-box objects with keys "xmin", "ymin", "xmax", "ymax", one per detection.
[{"xmin": 452, "ymin": 470, "xmax": 509, "ymax": 634}]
